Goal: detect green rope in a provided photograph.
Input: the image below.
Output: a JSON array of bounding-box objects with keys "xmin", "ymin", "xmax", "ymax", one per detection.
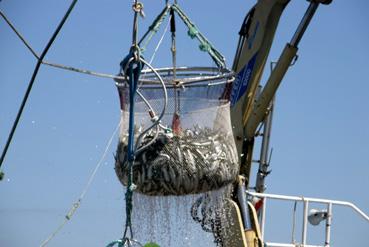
[
  {"xmin": 187, "ymin": 26, "xmax": 198, "ymax": 38},
  {"xmin": 138, "ymin": 5, "xmax": 171, "ymax": 52},
  {"xmin": 138, "ymin": 3, "xmax": 227, "ymax": 69},
  {"xmin": 199, "ymin": 42, "xmax": 211, "ymax": 52},
  {"xmin": 148, "ymin": 6, "xmax": 170, "ymax": 32},
  {"xmin": 171, "ymin": 4, "xmax": 226, "ymax": 69}
]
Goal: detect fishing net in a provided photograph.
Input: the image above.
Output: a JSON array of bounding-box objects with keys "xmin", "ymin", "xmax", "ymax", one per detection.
[{"xmin": 115, "ymin": 67, "xmax": 238, "ymax": 196}]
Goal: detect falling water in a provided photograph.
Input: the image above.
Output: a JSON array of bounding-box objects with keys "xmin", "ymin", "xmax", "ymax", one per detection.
[{"xmin": 131, "ymin": 185, "xmax": 233, "ymax": 247}]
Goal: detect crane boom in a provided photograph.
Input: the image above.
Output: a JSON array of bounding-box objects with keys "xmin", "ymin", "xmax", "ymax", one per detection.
[
  {"xmin": 222, "ymin": 1, "xmax": 333, "ymax": 246},
  {"xmin": 227, "ymin": 0, "xmax": 290, "ymax": 179}
]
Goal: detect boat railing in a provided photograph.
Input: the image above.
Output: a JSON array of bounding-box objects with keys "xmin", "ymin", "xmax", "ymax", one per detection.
[{"xmin": 246, "ymin": 191, "xmax": 369, "ymax": 247}]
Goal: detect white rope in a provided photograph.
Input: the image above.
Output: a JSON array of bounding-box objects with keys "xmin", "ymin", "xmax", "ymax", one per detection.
[
  {"xmin": 140, "ymin": 16, "xmax": 171, "ymax": 83},
  {"xmin": 149, "ymin": 16, "xmax": 171, "ymax": 65},
  {"xmin": 40, "ymin": 120, "xmax": 121, "ymax": 247}
]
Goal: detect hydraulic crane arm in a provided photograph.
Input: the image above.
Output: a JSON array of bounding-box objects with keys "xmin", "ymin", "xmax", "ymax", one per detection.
[
  {"xmin": 221, "ymin": 1, "xmax": 333, "ymax": 247},
  {"xmin": 244, "ymin": 0, "xmax": 331, "ymax": 139},
  {"xmin": 229, "ymin": 0, "xmax": 291, "ymax": 164},
  {"xmin": 229, "ymin": 0, "xmax": 332, "ymax": 181}
]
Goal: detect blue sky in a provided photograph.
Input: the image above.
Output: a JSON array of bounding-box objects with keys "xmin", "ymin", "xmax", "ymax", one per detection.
[{"xmin": 0, "ymin": 0, "xmax": 369, "ymax": 246}]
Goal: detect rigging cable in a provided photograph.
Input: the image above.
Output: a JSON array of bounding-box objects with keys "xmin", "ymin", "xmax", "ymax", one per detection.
[
  {"xmin": 134, "ymin": 58, "xmax": 168, "ymax": 154},
  {"xmin": 40, "ymin": 120, "xmax": 121, "ymax": 247},
  {"xmin": 0, "ymin": 2, "xmax": 167, "ymax": 246},
  {"xmin": 0, "ymin": 9, "xmax": 126, "ymax": 86},
  {"xmin": 140, "ymin": 14, "xmax": 171, "ymax": 81},
  {"xmin": 0, "ymin": 0, "xmax": 78, "ymax": 172},
  {"xmin": 108, "ymin": 1, "xmax": 145, "ymax": 246},
  {"xmin": 0, "ymin": 10, "xmax": 39, "ymax": 59},
  {"xmin": 108, "ymin": 2, "xmax": 170, "ymax": 246},
  {"xmin": 147, "ymin": 13, "xmax": 170, "ymax": 66}
]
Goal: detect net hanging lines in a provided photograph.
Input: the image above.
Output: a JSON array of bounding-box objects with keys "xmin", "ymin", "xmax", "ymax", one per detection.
[{"xmin": 108, "ymin": 1, "xmax": 239, "ymax": 245}]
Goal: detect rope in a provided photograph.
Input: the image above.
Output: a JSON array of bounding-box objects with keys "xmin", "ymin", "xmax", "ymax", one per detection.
[
  {"xmin": 40, "ymin": 120, "xmax": 121, "ymax": 247},
  {"xmin": 138, "ymin": 5, "xmax": 170, "ymax": 52},
  {"xmin": 169, "ymin": 8, "xmax": 181, "ymax": 127},
  {"xmin": 109, "ymin": 3, "xmax": 171, "ymax": 245},
  {"xmin": 134, "ymin": 58, "xmax": 168, "ymax": 153},
  {"xmin": 107, "ymin": 53, "xmax": 143, "ymax": 247},
  {"xmin": 148, "ymin": 18, "xmax": 170, "ymax": 65},
  {"xmin": 110, "ymin": 3, "xmax": 145, "ymax": 244},
  {"xmin": 42, "ymin": 60, "xmax": 126, "ymax": 81},
  {"xmin": 0, "ymin": 10, "xmax": 131, "ymax": 82},
  {"xmin": 137, "ymin": 3, "xmax": 227, "ymax": 69},
  {"xmin": 0, "ymin": 0, "xmax": 78, "ymax": 172},
  {"xmin": 139, "ymin": 14, "xmax": 171, "ymax": 86},
  {"xmin": 0, "ymin": 10, "xmax": 39, "ymax": 59},
  {"xmin": 109, "ymin": 54, "xmax": 167, "ymax": 247},
  {"xmin": 123, "ymin": 53, "xmax": 142, "ymax": 243},
  {"xmin": 171, "ymin": 4, "xmax": 226, "ymax": 69}
]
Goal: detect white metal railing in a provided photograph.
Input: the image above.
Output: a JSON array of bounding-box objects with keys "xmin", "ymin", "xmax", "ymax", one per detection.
[{"xmin": 246, "ymin": 191, "xmax": 369, "ymax": 247}]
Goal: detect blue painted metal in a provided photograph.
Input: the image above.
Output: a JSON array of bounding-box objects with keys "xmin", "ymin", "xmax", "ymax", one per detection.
[{"xmin": 230, "ymin": 52, "xmax": 258, "ymax": 106}]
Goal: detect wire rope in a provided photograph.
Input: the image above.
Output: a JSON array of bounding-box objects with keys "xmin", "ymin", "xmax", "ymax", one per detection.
[
  {"xmin": 134, "ymin": 57, "xmax": 168, "ymax": 153},
  {"xmin": 40, "ymin": 120, "xmax": 121, "ymax": 247},
  {"xmin": 0, "ymin": 10, "xmax": 39, "ymax": 59},
  {"xmin": 147, "ymin": 16, "xmax": 171, "ymax": 66},
  {"xmin": 0, "ymin": 0, "xmax": 78, "ymax": 171}
]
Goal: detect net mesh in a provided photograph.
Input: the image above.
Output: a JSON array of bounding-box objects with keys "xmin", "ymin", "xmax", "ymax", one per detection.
[{"xmin": 115, "ymin": 68, "xmax": 238, "ymax": 196}]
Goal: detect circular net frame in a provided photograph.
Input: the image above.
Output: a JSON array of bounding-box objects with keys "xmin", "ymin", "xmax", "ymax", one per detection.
[{"xmin": 115, "ymin": 67, "xmax": 239, "ymax": 196}]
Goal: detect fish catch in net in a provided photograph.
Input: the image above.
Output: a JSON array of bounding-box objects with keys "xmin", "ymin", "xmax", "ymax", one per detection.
[{"xmin": 115, "ymin": 67, "xmax": 239, "ymax": 196}]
